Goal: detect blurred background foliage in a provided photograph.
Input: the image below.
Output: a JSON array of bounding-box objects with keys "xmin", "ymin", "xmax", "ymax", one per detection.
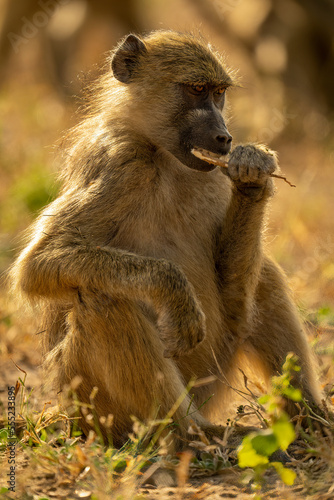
[{"xmin": 0, "ymin": 0, "xmax": 333, "ymax": 357}]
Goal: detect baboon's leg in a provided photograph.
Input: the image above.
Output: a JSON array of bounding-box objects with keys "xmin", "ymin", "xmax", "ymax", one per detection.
[
  {"xmin": 51, "ymin": 294, "xmax": 209, "ymax": 447},
  {"xmin": 247, "ymin": 256, "xmax": 322, "ymax": 415}
]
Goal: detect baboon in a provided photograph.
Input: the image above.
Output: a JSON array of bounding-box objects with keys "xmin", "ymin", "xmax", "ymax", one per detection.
[{"xmin": 11, "ymin": 31, "xmax": 322, "ymax": 448}]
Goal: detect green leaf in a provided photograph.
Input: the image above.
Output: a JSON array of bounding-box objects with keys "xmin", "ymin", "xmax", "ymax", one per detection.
[
  {"xmin": 318, "ymin": 306, "xmax": 332, "ymax": 317},
  {"xmin": 272, "ymin": 420, "xmax": 295, "ymax": 450},
  {"xmin": 237, "ymin": 435, "xmax": 269, "ymax": 468},
  {"xmin": 258, "ymin": 394, "xmax": 270, "ymax": 404},
  {"xmin": 72, "ymin": 429, "xmax": 83, "ymax": 437},
  {"xmin": 271, "ymin": 462, "xmax": 296, "ymax": 485},
  {"xmin": 251, "ymin": 430, "xmax": 278, "ymax": 457},
  {"xmin": 40, "ymin": 428, "xmax": 48, "ymax": 442},
  {"xmin": 112, "ymin": 458, "xmax": 127, "ymax": 472},
  {"xmin": 283, "ymin": 386, "xmax": 302, "ymax": 401}
]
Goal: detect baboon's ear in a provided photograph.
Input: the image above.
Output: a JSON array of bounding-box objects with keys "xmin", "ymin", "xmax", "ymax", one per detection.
[{"xmin": 111, "ymin": 34, "xmax": 147, "ymax": 83}]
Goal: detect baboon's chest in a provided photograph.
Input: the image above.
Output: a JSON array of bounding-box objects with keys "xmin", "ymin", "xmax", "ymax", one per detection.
[
  {"xmin": 114, "ymin": 170, "xmax": 227, "ymax": 265},
  {"xmin": 111, "ymin": 168, "xmax": 229, "ymax": 335}
]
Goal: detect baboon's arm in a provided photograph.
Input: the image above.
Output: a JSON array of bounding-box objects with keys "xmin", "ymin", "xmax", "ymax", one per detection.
[
  {"xmin": 14, "ymin": 223, "xmax": 205, "ymax": 357},
  {"xmin": 216, "ymin": 144, "xmax": 277, "ymax": 338}
]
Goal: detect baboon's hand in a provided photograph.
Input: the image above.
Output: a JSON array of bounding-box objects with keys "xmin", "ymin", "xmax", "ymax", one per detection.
[
  {"xmin": 161, "ymin": 299, "xmax": 206, "ymax": 359},
  {"xmin": 156, "ymin": 274, "xmax": 206, "ymax": 358},
  {"xmin": 228, "ymin": 144, "xmax": 278, "ymax": 200}
]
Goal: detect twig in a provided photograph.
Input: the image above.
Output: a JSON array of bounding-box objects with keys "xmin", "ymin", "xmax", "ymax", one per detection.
[
  {"xmin": 191, "ymin": 147, "xmax": 296, "ymax": 187},
  {"xmin": 270, "ymin": 173, "xmax": 296, "ymax": 187}
]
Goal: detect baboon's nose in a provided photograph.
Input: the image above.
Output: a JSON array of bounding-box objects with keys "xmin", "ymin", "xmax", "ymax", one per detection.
[{"xmin": 215, "ymin": 131, "xmax": 232, "ymax": 145}]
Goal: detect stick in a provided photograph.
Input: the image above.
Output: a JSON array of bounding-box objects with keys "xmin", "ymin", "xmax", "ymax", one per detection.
[{"xmin": 191, "ymin": 147, "xmax": 296, "ymax": 188}]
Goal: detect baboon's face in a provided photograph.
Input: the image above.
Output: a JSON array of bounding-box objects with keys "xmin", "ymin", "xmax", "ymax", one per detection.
[
  {"xmin": 112, "ymin": 33, "xmax": 233, "ymax": 172},
  {"xmin": 170, "ymin": 83, "xmax": 232, "ymax": 172}
]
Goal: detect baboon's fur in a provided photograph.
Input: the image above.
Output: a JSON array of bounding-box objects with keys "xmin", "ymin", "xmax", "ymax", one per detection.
[{"xmin": 11, "ymin": 31, "xmax": 321, "ymax": 447}]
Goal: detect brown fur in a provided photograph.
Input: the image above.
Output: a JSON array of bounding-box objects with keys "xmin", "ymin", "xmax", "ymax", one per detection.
[{"xmin": 10, "ymin": 31, "xmax": 321, "ymax": 448}]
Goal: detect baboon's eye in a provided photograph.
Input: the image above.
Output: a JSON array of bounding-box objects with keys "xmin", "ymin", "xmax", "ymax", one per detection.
[
  {"xmin": 187, "ymin": 84, "xmax": 207, "ymax": 95},
  {"xmin": 215, "ymin": 87, "xmax": 226, "ymax": 95},
  {"xmin": 193, "ymin": 85, "xmax": 204, "ymax": 92}
]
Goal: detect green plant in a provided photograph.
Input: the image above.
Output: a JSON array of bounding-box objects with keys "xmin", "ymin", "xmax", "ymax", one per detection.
[{"xmin": 237, "ymin": 353, "xmax": 302, "ymax": 496}]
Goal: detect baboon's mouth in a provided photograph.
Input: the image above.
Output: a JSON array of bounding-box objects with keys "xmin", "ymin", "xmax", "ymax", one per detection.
[{"xmin": 191, "ymin": 147, "xmax": 229, "ymax": 168}]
